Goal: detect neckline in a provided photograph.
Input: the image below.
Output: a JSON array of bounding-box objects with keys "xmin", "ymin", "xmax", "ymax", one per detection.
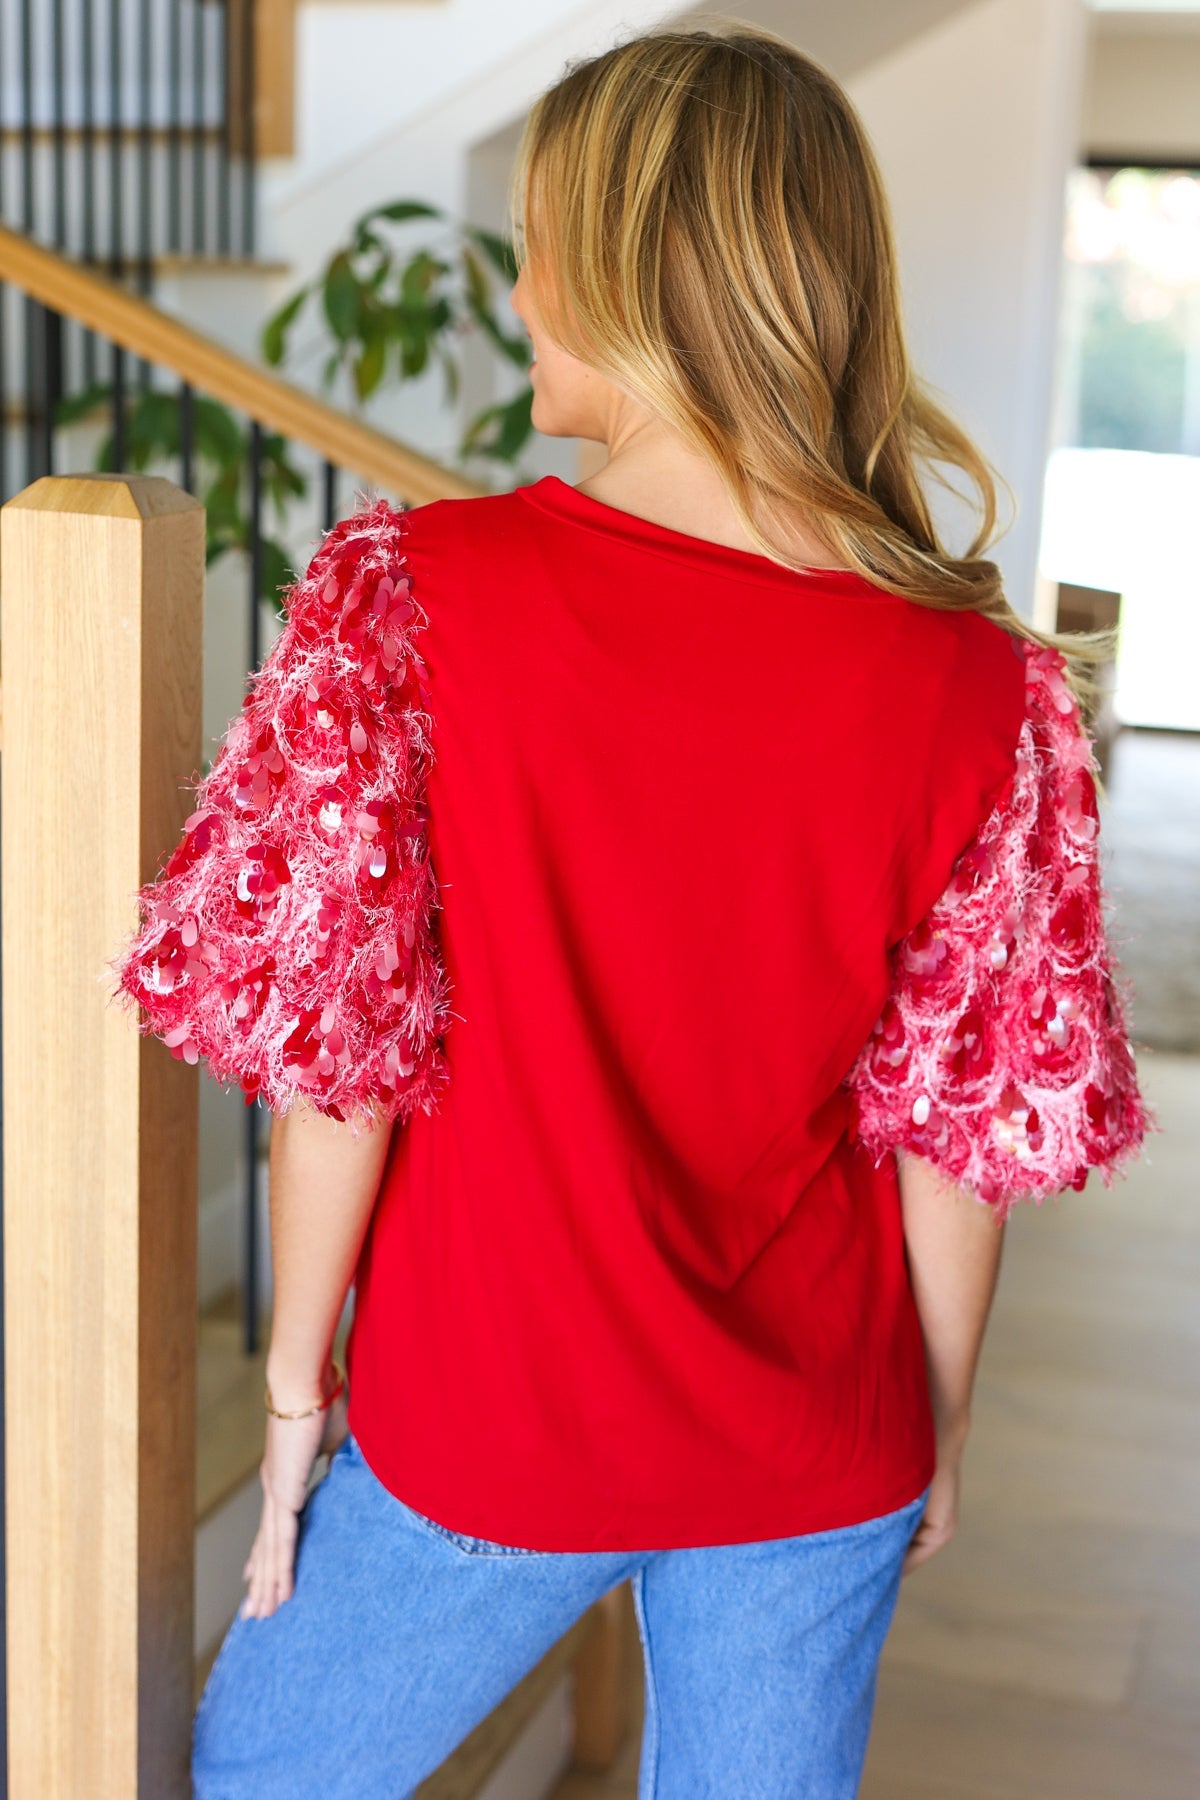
[{"xmin": 517, "ymin": 473, "xmax": 881, "ymax": 595}]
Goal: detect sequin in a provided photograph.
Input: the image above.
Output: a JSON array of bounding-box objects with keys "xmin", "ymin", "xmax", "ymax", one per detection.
[
  {"xmin": 353, "ymin": 799, "xmax": 399, "ymax": 892},
  {"xmin": 940, "ymin": 1006, "xmax": 989, "ymax": 1080},
  {"xmin": 234, "ymin": 843, "xmax": 292, "ymax": 923},
  {"xmin": 106, "ymin": 499, "xmax": 450, "ymax": 1128},
  {"xmin": 164, "ymin": 809, "xmax": 221, "ymax": 880},
  {"xmin": 164, "ymin": 1023, "xmax": 200, "ymax": 1065},
  {"xmin": 232, "ymin": 725, "xmax": 288, "ymax": 814},
  {"xmin": 865, "ymin": 998, "xmax": 907, "ymax": 1070},
  {"xmin": 847, "ymin": 640, "xmax": 1150, "ymax": 1217},
  {"xmin": 316, "ymin": 787, "xmax": 345, "ymax": 838},
  {"xmin": 220, "ymin": 957, "xmax": 275, "ymax": 1031},
  {"xmin": 899, "ymin": 919, "xmax": 949, "ymax": 981}
]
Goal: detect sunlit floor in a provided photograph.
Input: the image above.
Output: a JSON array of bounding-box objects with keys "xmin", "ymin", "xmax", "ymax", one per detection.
[{"xmin": 551, "ymin": 1049, "xmax": 1200, "ymax": 1800}]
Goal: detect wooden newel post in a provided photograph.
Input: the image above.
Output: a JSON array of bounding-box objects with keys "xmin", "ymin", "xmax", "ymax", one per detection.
[{"xmin": 1, "ymin": 475, "xmax": 204, "ymax": 1797}]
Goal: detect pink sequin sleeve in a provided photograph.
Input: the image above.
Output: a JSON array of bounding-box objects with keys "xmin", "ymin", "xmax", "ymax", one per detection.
[
  {"xmin": 108, "ymin": 498, "xmax": 450, "ymax": 1128},
  {"xmin": 846, "ymin": 641, "xmax": 1151, "ymax": 1219}
]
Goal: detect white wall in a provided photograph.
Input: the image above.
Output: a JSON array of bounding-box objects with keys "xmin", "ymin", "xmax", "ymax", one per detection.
[
  {"xmin": 848, "ymin": 0, "xmax": 1089, "ymax": 616},
  {"xmin": 260, "ymin": 0, "xmax": 1087, "ymax": 601},
  {"xmin": 265, "ymin": 0, "xmax": 677, "ymax": 235},
  {"xmin": 273, "ymin": 0, "xmax": 585, "ymax": 208},
  {"xmin": 1083, "ymin": 14, "xmax": 1200, "ymax": 160},
  {"xmin": 257, "ymin": 0, "xmax": 680, "ymax": 466}
]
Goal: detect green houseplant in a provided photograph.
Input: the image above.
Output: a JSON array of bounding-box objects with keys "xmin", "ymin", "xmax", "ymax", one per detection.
[
  {"xmin": 261, "ymin": 199, "xmax": 534, "ymax": 466},
  {"xmin": 56, "ymin": 202, "xmax": 533, "ymax": 607}
]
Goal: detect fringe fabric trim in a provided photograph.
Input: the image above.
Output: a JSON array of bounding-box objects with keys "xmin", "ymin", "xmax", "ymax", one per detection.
[
  {"xmin": 107, "ymin": 497, "xmax": 449, "ymax": 1130},
  {"xmin": 846, "ymin": 641, "xmax": 1153, "ymax": 1218}
]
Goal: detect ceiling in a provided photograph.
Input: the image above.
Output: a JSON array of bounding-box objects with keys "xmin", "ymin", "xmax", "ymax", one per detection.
[{"xmin": 672, "ymin": 0, "xmax": 979, "ymax": 80}]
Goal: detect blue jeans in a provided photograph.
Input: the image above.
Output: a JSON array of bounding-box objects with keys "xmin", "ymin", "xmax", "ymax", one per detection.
[{"xmin": 193, "ymin": 1433, "xmax": 928, "ymax": 1799}]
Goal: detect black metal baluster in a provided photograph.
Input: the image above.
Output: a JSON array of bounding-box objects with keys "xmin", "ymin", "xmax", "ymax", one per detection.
[
  {"xmin": 40, "ymin": 310, "xmax": 63, "ymax": 477},
  {"xmin": 20, "ymin": 0, "xmax": 39, "ymax": 485},
  {"xmin": 167, "ymin": 0, "xmax": 183, "ymax": 253},
  {"xmin": 0, "ymin": 284, "xmax": 8, "ymax": 505},
  {"xmin": 135, "ymin": 0, "xmax": 152, "ymax": 387},
  {"xmin": 111, "ymin": 341, "xmax": 127, "ymax": 470},
  {"xmin": 244, "ymin": 416, "xmax": 265, "ymax": 1355},
  {"xmin": 19, "ymin": 0, "xmax": 33, "ymax": 228},
  {"xmin": 51, "ymin": 0, "xmax": 69, "ymax": 434},
  {"xmin": 23, "ymin": 301, "xmax": 41, "ymax": 485},
  {"xmin": 179, "ymin": 377, "xmax": 194, "ymax": 494},
  {"xmin": 0, "ymin": 6, "xmax": 9, "ymax": 501},
  {"xmin": 81, "ymin": 0, "xmax": 99, "ymax": 381},
  {"xmin": 216, "ymin": 0, "xmax": 232, "ymax": 255},
  {"xmin": 192, "ymin": 0, "xmax": 207, "ymax": 254},
  {"xmin": 241, "ymin": 0, "xmax": 255, "ymax": 257},
  {"xmin": 109, "ymin": 0, "xmax": 124, "ymax": 279},
  {"xmin": 322, "ymin": 459, "xmax": 338, "ymax": 531},
  {"xmin": 52, "ymin": 0, "xmax": 66, "ymax": 246}
]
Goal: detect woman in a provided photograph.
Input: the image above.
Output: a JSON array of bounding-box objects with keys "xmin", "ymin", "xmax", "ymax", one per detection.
[{"xmin": 114, "ymin": 24, "xmax": 1148, "ymax": 1800}]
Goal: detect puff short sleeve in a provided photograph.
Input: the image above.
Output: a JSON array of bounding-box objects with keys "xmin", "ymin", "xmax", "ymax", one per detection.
[
  {"xmin": 108, "ymin": 498, "xmax": 449, "ymax": 1127},
  {"xmin": 846, "ymin": 641, "xmax": 1151, "ymax": 1218}
]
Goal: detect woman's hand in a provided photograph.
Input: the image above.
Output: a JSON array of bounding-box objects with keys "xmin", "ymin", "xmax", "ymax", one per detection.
[
  {"xmin": 896, "ymin": 1153, "xmax": 1005, "ymax": 1580},
  {"xmin": 902, "ymin": 1414, "xmax": 967, "ymax": 1575},
  {"xmin": 240, "ymin": 1368, "xmax": 349, "ymax": 1620},
  {"xmin": 239, "ymin": 1098, "xmax": 393, "ymax": 1622}
]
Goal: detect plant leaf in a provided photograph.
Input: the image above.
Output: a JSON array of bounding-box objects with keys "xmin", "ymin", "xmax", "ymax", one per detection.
[
  {"xmin": 259, "ymin": 537, "xmax": 298, "ymax": 610},
  {"xmin": 367, "ymin": 199, "xmax": 443, "ymax": 226},
  {"xmin": 323, "ymin": 252, "xmax": 360, "ymax": 343},
  {"xmin": 194, "ymin": 396, "xmax": 246, "ymax": 465},
  {"xmin": 126, "ymin": 390, "xmax": 182, "ymax": 467},
  {"xmin": 399, "ymin": 332, "xmax": 431, "ymax": 380},
  {"xmin": 464, "ymin": 286, "xmax": 533, "ymax": 370},
  {"xmin": 439, "ymin": 348, "xmax": 461, "ymax": 405},
  {"xmin": 261, "ymin": 285, "xmax": 309, "ymax": 366},
  {"xmin": 355, "ymin": 331, "xmax": 387, "ymax": 400},
  {"xmin": 461, "ymin": 245, "xmax": 490, "ymax": 314},
  {"xmin": 352, "ymin": 223, "xmax": 386, "ymax": 258},
  {"xmin": 259, "ymin": 432, "xmax": 308, "ymax": 515},
  {"xmin": 461, "ymin": 385, "xmax": 534, "ymax": 463},
  {"xmin": 464, "ymin": 225, "xmax": 519, "ymax": 283},
  {"xmin": 401, "ymin": 250, "xmax": 443, "ymax": 306},
  {"xmin": 54, "ymin": 380, "xmax": 113, "ymax": 427}
]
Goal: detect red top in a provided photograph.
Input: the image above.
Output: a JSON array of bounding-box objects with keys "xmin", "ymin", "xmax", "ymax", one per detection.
[{"xmin": 113, "ymin": 475, "xmax": 1149, "ymax": 1552}]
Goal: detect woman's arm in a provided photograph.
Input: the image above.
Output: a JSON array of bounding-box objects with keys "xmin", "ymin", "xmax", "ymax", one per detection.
[
  {"xmin": 845, "ymin": 643, "xmax": 1150, "ymax": 1573},
  {"xmin": 108, "ymin": 503, "xmax": 449, "ymax": 1620},
  {"xmin": 265, "ymin": 1101, "xmax": 394, "ymax": 1405},
  {"xmin": 242, "ymin": 1102, "xmax": 394, "ymax": 1619},
  {"xmin": 897, "ymin": 1149, "xmax": 1005, "ymax": 1575}
]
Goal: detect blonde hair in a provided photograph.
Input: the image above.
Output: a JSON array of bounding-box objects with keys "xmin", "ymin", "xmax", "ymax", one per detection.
[{"xmin": 511, "ymin": 23, "xmax": 1106, "ymax": 694}]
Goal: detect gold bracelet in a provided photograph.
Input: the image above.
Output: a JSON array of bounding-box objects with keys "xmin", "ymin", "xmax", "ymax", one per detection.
[{"xmin": 264, "ymin": 1358, "xmax": 346, "ymax": 1420}]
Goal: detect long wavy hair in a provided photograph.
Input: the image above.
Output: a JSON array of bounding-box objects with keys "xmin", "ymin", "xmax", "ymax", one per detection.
[{"xmin": 510, "ymin": 23, "xmax": 1105, "ymax": 691}]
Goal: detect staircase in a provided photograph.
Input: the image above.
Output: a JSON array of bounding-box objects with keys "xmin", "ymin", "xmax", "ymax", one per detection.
[
  {"xmin": 1, "ymin": 2, "xmax": 1088, "ymax": 1791},
  {"xmin": 0, "ymin": 2, "xmax": 643, "ymax": 1788},
  {"xmin": 0, "ymin": 156, "xmax": 615, "ymax": 1800}
]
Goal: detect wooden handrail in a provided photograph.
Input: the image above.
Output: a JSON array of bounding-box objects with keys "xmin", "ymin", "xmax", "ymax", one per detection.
[{"xmin": 0, "ymin": 223, "xmax": 486, "ymax": 505}]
